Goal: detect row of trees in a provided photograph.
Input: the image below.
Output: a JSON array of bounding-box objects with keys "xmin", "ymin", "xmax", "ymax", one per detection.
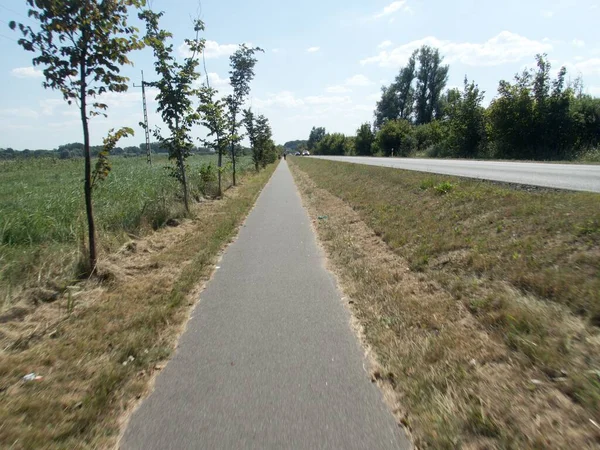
[
  {"xmin": 0, "ymin": 142, "xmax": 216, "ymax": 160},
  {"xmin": 310, "ymin": 48, "xmax": 600, "ymax": 161},
  {"xmin": 10, "ymin": 0, "xmax": 276, "ymax": 272}
]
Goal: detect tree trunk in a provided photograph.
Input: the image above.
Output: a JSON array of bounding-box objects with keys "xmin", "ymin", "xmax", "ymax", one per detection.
[
  {"xmin": 178, "ymin": 150, "xmax": 189, "ymax": 213},
  {"xmin": 175, "ymin": 118, "xmax": 189, "ymax": 213},
  {"xmin": 231, "ymin": 113, "xmax": 237, "ymax": 186},
  {"xmin": 254, "ymin": 145, "xmax": 259, "ymax": 172},
  {"xmin": 232, "ymin": 146, "xmax": 237, "ymax": 186},
  {"xmin": 217, "ymin": 136, "xmax": 222, "ymax": 197},
  {"xmin": 80, "ymin": 20, "xmax": 96, "ymax": 274}
]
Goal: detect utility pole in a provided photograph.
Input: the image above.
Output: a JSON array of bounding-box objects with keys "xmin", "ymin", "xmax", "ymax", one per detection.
[{"xmin": 134, "ymin": 70, "xmax": 152, "ymax": 165}]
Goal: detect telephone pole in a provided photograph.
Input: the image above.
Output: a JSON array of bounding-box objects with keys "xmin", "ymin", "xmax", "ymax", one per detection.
[{"xmin": 134, "ymin": 71, "xmax": 152, "ymax": 165}]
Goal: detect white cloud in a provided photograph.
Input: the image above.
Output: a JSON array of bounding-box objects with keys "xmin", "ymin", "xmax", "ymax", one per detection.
[
  {"xmin": 97, "ymin": 90, "xmax": 154, "ymax": 108},
  {"xmin": 254, "ymin": 91, "xmax": 305, "ymax": 108},
  {"xmin": 207, "ymin": 72, "xmax": 230, "ymax": 88},
  {"xmin": 304, "ymin": 95, "xmax": 351, "ymax": 105},
  {"xmin": 84, "ymin": 88, "xmax": 160, "ymax": 116},
  {"xmin": 374, "ymin": 1, "xmax": 411, "ymax": 19},
  {"xmin": 47, "ymin": 120, "xmax": 81, "ymax": 130},
  {"xmin": 378, "ymin": 40, "xmax": 393, "ymax": 49},
  {"xmin": 254, "ymin": 91, "xmax": 352, "ymax": 109},
  {"xmin": 350, "ymin": 104, "xmax": 373, "ymax": 112},
  {"xmin": 574, "ymin": 58, "xmax": 600, "ymax": 76},
  {"xmin": 37, "ymin": 88, "xmax": 159, "ymax": 120},
  {"xmin": 325, "ymin": 74, "xmax": 371, "ymax": 94},
  {"xmin": 62, "ymin": 110, "xmax": 80, "ymax": 118},
  {"xmin": 1, "ymin": 124, "xmax": 35, "ymax": 131},
  {"xmin": 361, "ymin": 31, "xmax": 553, "ymax": 67},
  {"xmin": 326, "ymin": 85, "xmax": 352, "ymax": 94},
  {"xmin": 272, "ymin": 48, "xmax": 280, "ymax": 53},
  {"xmin": 588, "ymin": 86, "xmax": 600, "ymax": 96},
  {"xmin": 179, "ymin": 40, "xmax": 238, "ymax": 59},
  {"xmin": 11, "ymin": 66, "xmax": 43, "ymax": 78},
  {"xmin": 0, "ymin": 108, "xmax": 39, "ymax": 119},
  {"xmin": 204, "ymin": 40, "xmax": 239, "ymax": 58},
  {"xmin": 542, "ymin": 9, "xmax": 554, "ymax": 18},
  {"xmin": 345, "ymin": 74, "xmax": 372, "ymax": 86},
  {"xmin": 572, "ymin": 39, "xmax": 586, "ymax": 48},
  {"xmin": 306, "ymin": 46, "xmax": 320, "ymax": 53},
  {"xmin": 40, "ymin": 99, "xmax": 66, "ymax": 116}
]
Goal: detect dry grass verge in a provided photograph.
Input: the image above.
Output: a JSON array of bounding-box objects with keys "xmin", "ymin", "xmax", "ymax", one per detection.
[
  {"xmin": 289, "ymin": 157, "xmax": 600, "ymax": 449},
  {"xmin": 0, "ymin": 163, "xmax": 277, "ymax": 449}
]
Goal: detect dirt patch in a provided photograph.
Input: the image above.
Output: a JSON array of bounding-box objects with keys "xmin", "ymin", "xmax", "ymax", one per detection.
[
  {"xmin": 290, "ymin": 160, "xmax": 600, "ymax": 449},
  {"xmin": 0, "ymin": 215, "xmax": 198, "ymax": 353}
]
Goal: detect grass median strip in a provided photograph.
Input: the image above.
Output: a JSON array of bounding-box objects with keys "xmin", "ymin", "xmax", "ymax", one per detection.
[
  {"xmin": 0, "ymin": 162, "xmax": 277, "ymax": 450},
  {"xmin": 289, "ymin": 157, "xmax": 600, "ymax": 449}
]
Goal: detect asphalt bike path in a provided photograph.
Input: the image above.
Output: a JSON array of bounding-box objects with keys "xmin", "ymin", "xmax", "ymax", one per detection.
[{"xmin": 121, "ymin": 161, "xmax": 409, "ymax": 449}]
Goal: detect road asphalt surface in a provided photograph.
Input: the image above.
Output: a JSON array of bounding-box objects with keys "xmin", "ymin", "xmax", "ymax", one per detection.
[
  {"xmin": 313, "ymin": 156, "xmax": 600, "ymax": 193},
  {"xmin": 121, "ymin": 161, "xmax": 409, "ymax": 449}
]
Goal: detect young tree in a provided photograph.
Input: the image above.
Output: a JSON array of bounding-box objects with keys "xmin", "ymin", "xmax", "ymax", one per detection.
[
  {"xmin": 198, "ymin": 86, "xmax": 229, "ymax": 196},
  {"xmin": 488, "ymin": 75, "xmax": 536, "ymax": 159},
  {"xmin": 242, "ymin": 108, "xmax": 259, "ymax": 171},
  {"xmin": 243, "ymin": 109, "xmax": 275, "ymax": 170},
  {"xmin": 141, "ymin": 9, "xmax": 204, "ymax": 212},
  {"xmin": 488, "ymin": 55, "xmax": 576, "ymax": 160},
  {"xmin": 533, "ymin": 55, "xmax": 575, "ymax": 159},
  {"xmin": 255, "ymin": 114, "xmax": 274, "ymax": 167},
  {"xmin": 374, "ymin": 47, "xmax": 443, "ymax": 128},
  {"xmin": 355, "ymin": 123, "xmax": 375, "ymax": 156},
  {"xmin": 572, "ymin": 94, "xmax": 600, "ymax": 151},
  {"xmin": 445, "ymin": 77, "xmax": 487, "ymax": 158},
  {"xmin": 10, "ymin": 0, "xmax": 146, "ymax": 272},
  {"xmin": 374, "ymin": 85, "xmax": 400, "ymax": 129},
  {"xmin": 226, "ymin": 44, "xmax": 263, "ymax": 186},
  {"xmin": 375, "ymin": 51, "xmax": 416, "ymax": 127},
  {"xmin": 395, "ymin": 52, "xmax": 417, "ymax": 120},
  {"xmin": 415, "ymin": 46, "xmax": 449, "ymax": 124},
  {"xmin": 307, "ymin": 126, "xmax": 326, "ymax": 150}
]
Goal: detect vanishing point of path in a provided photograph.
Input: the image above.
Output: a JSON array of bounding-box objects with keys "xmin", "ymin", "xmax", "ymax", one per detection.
[{"xmin": 121, "ymin": 162, "xmax": 409, "ymax": 449}]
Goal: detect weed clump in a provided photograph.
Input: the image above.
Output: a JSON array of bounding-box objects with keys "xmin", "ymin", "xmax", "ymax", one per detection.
[{"xmin": 434, "ymin": 181, "xmax": 455, "ymax": 195}]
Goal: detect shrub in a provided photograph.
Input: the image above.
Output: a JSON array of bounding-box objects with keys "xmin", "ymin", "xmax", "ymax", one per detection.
[
  {"xmin": 197, "ymin": 162, "xmax": 217, "ymax": 197},
  {"xmin": 355, "ymin": 123, "xmax": 375, "ymax": 156},
  {"xmin": 414, "ymin": 121, "xmax": 445, "ymax": 152},
  {"xmin": 315, "ymin": 133, "xmax": 353, "ymax": 155},
  {"xmin": 373, "ymin": 119, "xmax": 416, "ymax": 157},
  {"xmin": 262, "ymin": 143, "xmax": 279, "ymax": 165}
]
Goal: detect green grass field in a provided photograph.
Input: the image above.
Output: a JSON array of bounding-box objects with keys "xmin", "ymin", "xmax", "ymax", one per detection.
[{"xmin": 0, "ymin": 154, "xmax": 253, "ymax": 307}]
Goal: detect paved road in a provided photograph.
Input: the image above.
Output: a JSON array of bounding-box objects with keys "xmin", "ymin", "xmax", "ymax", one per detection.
[
  {"xmin": 313, "ymin": 156, "xmax": 600, "ymax": 193},
  {"xmin": 122, "ymin": 162, "xmax": 409, "ymax": 449}
]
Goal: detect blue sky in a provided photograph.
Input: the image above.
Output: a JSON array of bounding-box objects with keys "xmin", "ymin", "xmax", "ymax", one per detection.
[{"xmin": 1, "ymin": 0, "xmax": 600, "ymax": 149}]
